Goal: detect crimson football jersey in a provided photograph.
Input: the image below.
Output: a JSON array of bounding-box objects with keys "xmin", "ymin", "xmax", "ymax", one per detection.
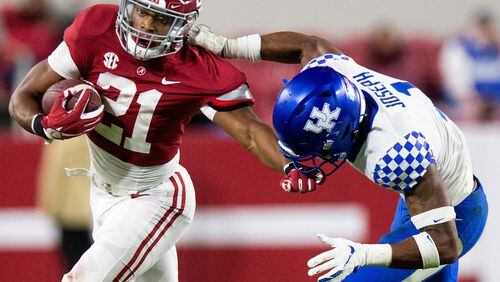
[{"xmin": 54, "ymin": 4, "xmax": 250, "ymax": 166}]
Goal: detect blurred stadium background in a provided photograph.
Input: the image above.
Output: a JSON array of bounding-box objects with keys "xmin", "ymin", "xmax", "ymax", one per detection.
[{"xmin": 0, "ymin": 0, "xmax": 499, "ymax": 281}]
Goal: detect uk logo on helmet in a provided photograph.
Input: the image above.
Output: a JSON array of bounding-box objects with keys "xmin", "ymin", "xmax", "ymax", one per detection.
[{"xmin": 303, "ymin": 103, "xmax": 341, "ymax": 134}]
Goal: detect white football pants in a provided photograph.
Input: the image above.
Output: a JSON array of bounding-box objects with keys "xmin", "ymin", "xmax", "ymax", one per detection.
[{"xmin": 62, "ymin": 165, "xmax": 195, "ymax": 282}]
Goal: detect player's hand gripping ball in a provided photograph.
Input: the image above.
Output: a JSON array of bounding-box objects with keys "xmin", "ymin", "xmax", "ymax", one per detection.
[{"xmin": 41, "ymin": 79, "xmax": 104, "ymax": 140}]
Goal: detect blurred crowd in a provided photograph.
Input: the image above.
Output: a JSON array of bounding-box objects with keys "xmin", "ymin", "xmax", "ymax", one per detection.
[
  {"xmin": 1, "ymin": 1, "xmax": 500, "ymax": 131},
  {"xmin": 0, "ymin": 0, "xmax": 111, "ymax": 132}
]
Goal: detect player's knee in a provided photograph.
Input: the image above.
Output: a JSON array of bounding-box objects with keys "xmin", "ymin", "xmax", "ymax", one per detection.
[
  {"xmin": 62, "ymin": 263, "xmax": 110, "ymax": 282},
  {"xmin": 63, "ymin": 243, "xmax": 119, "ymax": 282},
  {"xmin": 62, "ymin": 263, "xmax": 87, "ymax": 282},
  {"xmin": 61, "ymin": 273, "xmax": 73, "ymax": 282}
]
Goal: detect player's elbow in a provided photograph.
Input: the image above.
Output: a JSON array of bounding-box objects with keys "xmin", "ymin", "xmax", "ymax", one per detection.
[
  {"xmin": 436, "ymin": 233, "xmax": 460, "ymax": 264},
  {"xmin": 8, "ymin": 89, "xmax": 22, "ymax": 121},
  {"xmin": 426, "ymin": 224, "xmax": 460, "ymax": 265},
  {"xmin": 440, "ymin": 240, "xmax": 460, "ymax": 264},
  {"xmin": 8, "ymin": 96, "xmax": 15, "ymax": 120},
  {"xmin": 305, "ymin": 36, "xmax": 341, "ymax": 56},
  {"xmin": 243, "ymin": 121, "xmax": 262, "ymax": 151}
]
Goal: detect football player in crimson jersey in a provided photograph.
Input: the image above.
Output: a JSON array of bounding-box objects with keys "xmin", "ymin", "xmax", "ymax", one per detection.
[
  {"xmin": 190, "ymin": 28, "xmax": 488, "ymax": 281},
  {"xmin": 9, "ymin": 0, "xmax": 323, "ymax": 281}
]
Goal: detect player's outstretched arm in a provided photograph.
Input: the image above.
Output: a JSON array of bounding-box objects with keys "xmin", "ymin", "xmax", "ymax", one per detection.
[
  {"xmin": 210, "ymin": 106, "xmax": 324, "ymax": 193},
  {"xmin": 307, "ymin": 164, "xmax": 460, "ymax": 281},
  {"xmin": 188, "ymin": 26, "xmax": 340, "ymax": 66},
  {"xmin": 9, "ymin": 59, "xmax": 63, "ymax": 132},
  {"xmin": 211, "ymin": 106, "xmax": 288, "ymax": 172},
  {"xmin": 260, "ymin": 32, "xmax": 341, "ymax": 65}
]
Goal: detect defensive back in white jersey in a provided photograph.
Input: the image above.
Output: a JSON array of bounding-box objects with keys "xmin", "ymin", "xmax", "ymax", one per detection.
[{"xmin": 304, "ymin": 54, "xmax": 474, "ymax": 205}]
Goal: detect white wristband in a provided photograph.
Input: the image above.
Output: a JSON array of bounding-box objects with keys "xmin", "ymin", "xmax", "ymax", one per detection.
[
  {"xmin": 411, "ymin": 206, "xmax": 456, "ymax": 229},
  {"xmin": 31, "ymin": 114, "xmax": 40, "ymax": 133},
  {"xmin": 224, "ymin": 34, "xmax": 261, "ymax": 62},
  {"xmin": 413, "ymin": 232, "xmax": 440, "ymax": 268},
  {"xmin": 364, "ymin": 244, "xmax": 392, "ymax": 267}
]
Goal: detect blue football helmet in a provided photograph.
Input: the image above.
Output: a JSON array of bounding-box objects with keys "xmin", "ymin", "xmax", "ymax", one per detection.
[{"xmin": 273, "ymin": 66, "xmax": 366, "ymax": 175}]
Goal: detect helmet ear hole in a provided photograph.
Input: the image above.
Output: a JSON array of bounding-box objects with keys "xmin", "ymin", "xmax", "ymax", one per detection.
[{"xmin": 321, "ymin": 91, "xmax": 331, "ymax": 97}]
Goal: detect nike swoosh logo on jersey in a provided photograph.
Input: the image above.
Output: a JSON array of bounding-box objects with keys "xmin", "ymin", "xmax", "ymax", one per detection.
[
  {"xmin": 171, "ymin": 3, "xmax": 182, "ymax": 9},
  {"xmin": 162, "ymin": 77, "xmax": 181, "ymax": 85}
]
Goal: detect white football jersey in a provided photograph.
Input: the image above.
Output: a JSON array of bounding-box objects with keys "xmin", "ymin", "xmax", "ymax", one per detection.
[{"xmin": 304, "ymin": 54, "xmax": 474, "ymax": 205}]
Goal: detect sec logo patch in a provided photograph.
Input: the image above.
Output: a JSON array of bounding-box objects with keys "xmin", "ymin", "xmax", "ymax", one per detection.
[{"xmin": 103, "ymin": 52, "xmax": 119, "ymax": 70}]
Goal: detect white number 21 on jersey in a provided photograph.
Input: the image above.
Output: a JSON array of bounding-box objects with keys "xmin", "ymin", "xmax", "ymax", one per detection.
[{"xmin": 94, "ymin": 72, "xmax": 162, "ymax": 154}]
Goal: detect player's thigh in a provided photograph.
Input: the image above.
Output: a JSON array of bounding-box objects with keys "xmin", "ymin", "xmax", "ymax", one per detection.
[
  {"xmin": 343, "ymin": 266, "xmax": 416, "ymax": 282},
  {"xmin": 68, "ymin": 173, "xmax": 194, "ymax": 281},
  {"xmin": 423, "ymin": 262, "xmax": 458, "ymax": 282},
  {"xmin": 454, "ymin": 185, "xmax": 488, "ymax": 257},
  {"xmin": 134, "ymin": 246, "xmax": 178, "ymax": 282},
  {"xmin": 65, "ymin": 199, "xmax": 190, "ymax": 282},
  {"xmin": 343, "ymin": 259, "xmax": 458, "ymax": 282},
  {"xmin": 343, "ymin": 250, "xmax": 457, "ymax": 281},
  {"xmin": 110, "ymin": 173, "xmax": 194, "ymax": 281}
]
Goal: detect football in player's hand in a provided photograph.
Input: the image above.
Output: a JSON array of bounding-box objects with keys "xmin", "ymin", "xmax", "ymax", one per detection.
[{"xmin": 42, "ymin": 79, "xmax": 102, "ymax": 114}]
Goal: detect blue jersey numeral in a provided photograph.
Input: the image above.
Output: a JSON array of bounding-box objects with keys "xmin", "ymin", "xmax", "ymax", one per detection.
[{"xmin": 391, "ymin": 81, "xmax": 416, "ymax": 96}]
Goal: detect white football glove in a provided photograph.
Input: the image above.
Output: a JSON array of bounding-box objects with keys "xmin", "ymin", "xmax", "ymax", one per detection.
[
  {"xmin": 188, "ymin": 25, "xmax": 227, "ymax": 56},
  {"xmin": 307, "ymin": 235, "xmax": 368, "ymax": 282}
]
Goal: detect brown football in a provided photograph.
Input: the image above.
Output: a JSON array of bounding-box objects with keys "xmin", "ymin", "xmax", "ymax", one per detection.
[{"xmin": 42, "ymin": 79, "xmax": 102, "ymax": 114}]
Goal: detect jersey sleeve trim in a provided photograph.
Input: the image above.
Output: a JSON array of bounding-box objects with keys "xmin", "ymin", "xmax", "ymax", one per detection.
[
  {"xmin": 206, "ymin": 84, "xmax": 255, "ymax": 111},
  {"xmin": 47, "ymin": 42, "xmax": 81, "ymax": 79},
  {"xmin": 200, "ymin": 105, "xmax": 217, "ymax": 121},
  {"xmin": 373, "ymin": 131, "xmax": 436, "ymax": 191}
]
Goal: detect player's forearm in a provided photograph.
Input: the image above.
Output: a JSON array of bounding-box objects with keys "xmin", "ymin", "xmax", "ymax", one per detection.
[
  {"xmin": 189, "ymin": 27, "xmax": 341, "ymax": 66},
  {"xmin": 213, "ymin": 107, "xmax": 288, "ymax": 172},
  {"xmin": 245, "ymin": 121, "xmax": 289, "ymax": 172},
  {"xmin": 260, "ymin": 32, "xmax": 341, "ymax": 65},
  {"xmin": 393, "ymin": 165, "xmax": 461, "ymax": 268},
  {"xmin": 346, "ymin": 223, "xmax": 459, "ymax": 270},
  {"xmin": 389, "ymin": 222, "xmax": 460, "ymax": 268}
]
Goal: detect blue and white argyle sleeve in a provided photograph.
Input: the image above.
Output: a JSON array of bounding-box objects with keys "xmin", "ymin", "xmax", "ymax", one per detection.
[
  {"xmin": 373, "ymin": 131, "xmax": 436, "ymax": 191},
  {"xmin": 303, "ymin": 53, "xmax": 350, "ymax": 70}
]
